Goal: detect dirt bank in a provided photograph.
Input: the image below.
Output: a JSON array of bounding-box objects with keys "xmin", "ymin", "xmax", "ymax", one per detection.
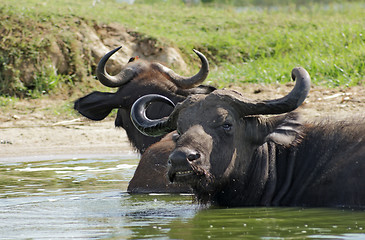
[{"xmin": 0, "ymin": 84, "xmax": 364, "ymax": 163}]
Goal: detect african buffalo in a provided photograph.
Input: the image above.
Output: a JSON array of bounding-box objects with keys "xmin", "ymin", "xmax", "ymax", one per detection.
[
  {"xmin": 131, "ymin": 67, "xmax": 365, "ymax": 208},
  {"xmin": 74, "ymin": 46, "xmax": 214, "ymax": 153},
  {"xmin": 74, "ymin": 46, "xmax": 212, "ymax": 193}
]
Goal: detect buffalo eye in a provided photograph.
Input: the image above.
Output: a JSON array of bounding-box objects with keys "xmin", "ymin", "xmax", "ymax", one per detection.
[{"xmin": 222, "ymin": 123, "xmax": 232, "ymax": 132}]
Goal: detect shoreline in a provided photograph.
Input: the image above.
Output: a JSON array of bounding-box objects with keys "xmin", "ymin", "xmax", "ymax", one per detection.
[{"xmin": 1, "ymin": 84, "xmax": 364, "ymax": 163}]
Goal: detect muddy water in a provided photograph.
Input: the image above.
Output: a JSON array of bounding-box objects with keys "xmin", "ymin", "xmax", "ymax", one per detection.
[{"xmin": 0, "ymin": 155, "xmax": 364, "ymax": 239}]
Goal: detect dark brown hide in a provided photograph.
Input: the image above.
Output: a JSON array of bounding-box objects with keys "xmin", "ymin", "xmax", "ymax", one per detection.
[{"xmin": 171, "ymin": 95, "xmax": 365, "ymax": 207}]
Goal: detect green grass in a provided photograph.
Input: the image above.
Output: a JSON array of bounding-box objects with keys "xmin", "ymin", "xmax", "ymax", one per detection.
[{"xmin": 0, "ymin": 0, "xmax": 364, "ymax": 97}]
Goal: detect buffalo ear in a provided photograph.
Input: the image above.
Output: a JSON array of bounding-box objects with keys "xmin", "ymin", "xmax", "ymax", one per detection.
[
  {"xmin": 265, "ymin": 112, "xmax": 303, "ymax": 147},
  {"xmin": 74, "ymin": 91, "xmax": 120, "ymax": 121}
]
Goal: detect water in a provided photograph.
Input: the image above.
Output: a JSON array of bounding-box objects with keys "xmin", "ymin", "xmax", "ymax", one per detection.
[{"xmin": 0, "ymin": 155, "xmax": 364, "ymax": 239}]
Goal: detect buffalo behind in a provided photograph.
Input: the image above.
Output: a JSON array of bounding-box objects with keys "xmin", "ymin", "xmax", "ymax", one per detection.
[
  {"xmin": 74, "ymin": 46, "xmax": 214, "ymax": 193},
  {"xmin": 74, "ymin": 46, "xmax": 214, "ymax": 153}
]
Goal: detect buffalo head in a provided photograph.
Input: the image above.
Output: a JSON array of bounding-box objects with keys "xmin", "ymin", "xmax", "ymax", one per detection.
[
  {"xmin": 74, "ymin": 46, "xmax": 214, "ymax": 153},
  {"xmin": 131, "ymin": 67, "xmax": 310, "ymax": 202}
]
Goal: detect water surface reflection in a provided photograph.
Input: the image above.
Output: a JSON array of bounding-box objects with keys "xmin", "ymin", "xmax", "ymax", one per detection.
[{"xmin": 0, "ymin": 156, "xmax": 364, "ymax": 239}]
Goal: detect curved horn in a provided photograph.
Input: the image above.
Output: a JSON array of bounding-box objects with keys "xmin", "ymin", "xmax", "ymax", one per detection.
[
  {"xmin": 96, "ymin": 46, "xmax": 137, "ymax": 88},
  {"xmin": 130, "ymin": 94, "xmax": 177, "ymax": 137},
  {"xmin": 245, "ymin": 67, "xmax": 311, "ymax": 115},
  {"xmin": 152, "ymin": 49, "xmax": 209, "ymax": 89}
]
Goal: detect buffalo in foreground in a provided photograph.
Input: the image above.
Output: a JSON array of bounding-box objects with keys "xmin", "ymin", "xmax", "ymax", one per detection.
[
  {"xmin": 75, "ymin": 46, "xmax": 214, "ymax": 193},
  {"xmin": 131, "ymin": 67, "xmax": 365, "ymax": 208}
]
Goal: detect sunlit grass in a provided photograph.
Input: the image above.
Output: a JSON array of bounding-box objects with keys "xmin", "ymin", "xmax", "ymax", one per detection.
[{"xmin": 0, "ymin": 0, "xmax": 364, "ymax": 97}]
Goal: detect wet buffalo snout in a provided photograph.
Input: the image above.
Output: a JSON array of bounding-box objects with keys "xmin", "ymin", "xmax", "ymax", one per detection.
[{"xmin": 168, "ymin": 149, "xmax": 200, "ymax": 166}]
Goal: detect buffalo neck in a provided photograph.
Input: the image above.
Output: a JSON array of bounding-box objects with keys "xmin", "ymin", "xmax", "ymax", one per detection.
[{"xmin": 209, "ymin": 141, "xmax": 297, "ymax": 207}]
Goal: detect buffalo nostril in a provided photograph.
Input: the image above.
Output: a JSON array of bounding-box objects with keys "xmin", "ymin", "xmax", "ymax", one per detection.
[{"xmin": 187, "ymin": 153, "xmax": 200, "ymax": 161}]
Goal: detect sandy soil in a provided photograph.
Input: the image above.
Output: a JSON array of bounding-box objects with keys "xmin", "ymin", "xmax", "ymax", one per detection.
[
  {"xmin": 0, "ymin": 119, "xmax": 137, "ymax": 162},
  {"xmin": 1, "ymin": 84, "xmax": 364, "ymax": 163},
  {"xmin": 0, "ymin": 100, "xmax": 137, "ymax": 162}
]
